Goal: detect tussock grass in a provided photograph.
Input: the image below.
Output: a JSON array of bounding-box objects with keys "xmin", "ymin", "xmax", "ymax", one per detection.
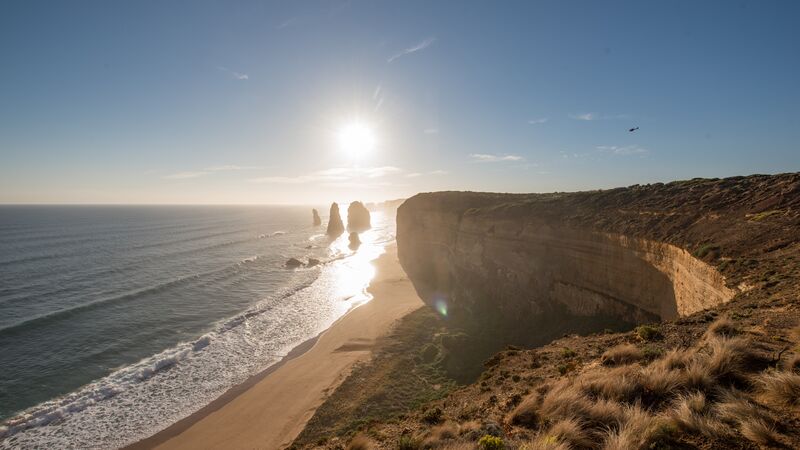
[
  {"xmin": 701, "ymin": 336, "xmax": 756, "ymax": 386},
  {"xmin": 785, "ymin": 353, "xmax": 800, "ymax": 372},
  {"xmin": 757, "ymin": 370, "xmax": 800, "ymax": 406},
  {"xmin": 603, "ymin": 405, "xmax": 673, "ymax": 450},
  {"xmin": 439, "ymin": 443, "xmax": 476, "ymax": 450},
  {"xmin": 458, "ymin": 421, "xmax": 482, "ymax": 440},
  {"xmin": 580, "ymin": 366, "xmax": 641, "ymax": 402},
  {"xmin": 739, "ymin": 418, "xmax": 781, "ymax": 446},
  {"xmin": 421, "ymin": 421, "xmax": 460, "ymax": 447},
  {"xmin": 542, "ymin": 418, "xmax": 594, "ymax": 449},
  {"xmin": 519, "ymin": 438, "xmax": 571, "ymax": 450},
  {"xmin": 790, "ymin": 325, "xmax": 800, "ymax": 343},
  {"xmin": 601, "ymin": 344, "xmax": 643, "ymax": 366},
  {"xmin": 500, "ymin": 319, "xmax": 799, "ymax": 449},
  {"xmin": 667, "ymin": 392, "xmax": 725, "ymax": 438},
  {"xmin": 705, "ymin": 316, "xmax": 738, "ymax": 338},
  {"xmin": 346, "ymin": 434, "xmax": 376, "ymax": 450}
]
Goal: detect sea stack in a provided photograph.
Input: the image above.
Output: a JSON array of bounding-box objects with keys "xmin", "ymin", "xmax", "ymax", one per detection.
[
  {"xmin": 346, "ymin": 201, "xmax": 371, "ymax": 232},
  {"xmin": 348, "ymin": 232, "xmax": 361, "ymax": 250},
  {"xmin": 326, "ymin": 202, "xmax": 345, "ymax": 237},
  {"xmin": 312, "ymin": 208, "xmax": 321, "ymax": 226}
]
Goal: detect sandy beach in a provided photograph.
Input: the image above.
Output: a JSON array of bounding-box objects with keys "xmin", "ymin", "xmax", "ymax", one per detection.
[{"xmin": 128, "ymin": 243, "xmax": 423, "ymax": 450}]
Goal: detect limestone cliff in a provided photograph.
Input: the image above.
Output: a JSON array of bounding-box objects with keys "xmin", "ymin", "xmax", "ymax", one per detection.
[{"xmin": 397, "ymin": 174, "xmax": 800, "ymax": 338}]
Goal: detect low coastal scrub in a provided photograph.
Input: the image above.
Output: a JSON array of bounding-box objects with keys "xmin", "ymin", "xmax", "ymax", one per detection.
[{"xmin": 328, "ymin": 318, "xmax": 800, "ymax": 449}]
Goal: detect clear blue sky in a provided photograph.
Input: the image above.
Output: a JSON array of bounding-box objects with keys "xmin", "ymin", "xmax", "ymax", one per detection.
[{"xmin": 1, "ymin": 0, "xmax": 798, "ymax": 204}]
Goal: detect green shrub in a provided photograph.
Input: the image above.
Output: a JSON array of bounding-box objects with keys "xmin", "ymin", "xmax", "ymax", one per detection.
[
  {"xmin": 636, "ymin": 325, "xmax": 662, "ymax": 341},
  {"xmin": 420, "ymin": 344, "xmax": 439, "ymax": 363},
  {"xmin": 478, "ymin": 434, "xmax": 505, "ymax": 450},
  {"xmin": 421, "ymin": 407, "xmax": 443, "ymax": 424},
  {"xmin": 694, "ymin": 243, "xmax": 720, "ymax": 258},
  {"xmin": 397, "ymin": 435, "xmax": 420, "ymax": 450},
  {"xmin": 561, "ymin": 347, "xmax": 577, "ymax": 358}
]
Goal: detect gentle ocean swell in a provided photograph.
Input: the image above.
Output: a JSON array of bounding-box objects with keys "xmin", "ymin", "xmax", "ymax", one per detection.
[{"xmin": 0, "ymin": 206, "xmax": 394, "ymax": 449}]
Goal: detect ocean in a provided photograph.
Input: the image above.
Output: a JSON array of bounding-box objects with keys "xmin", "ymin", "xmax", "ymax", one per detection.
[{"xmin": 0, "ymin": 205, "xmax": 395, "ymax": 449}]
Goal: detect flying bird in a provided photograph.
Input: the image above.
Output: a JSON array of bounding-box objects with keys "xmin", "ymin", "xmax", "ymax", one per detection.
[{"xmin": 628, "ymin": 126, "xmax": 639, "ymax": 132}]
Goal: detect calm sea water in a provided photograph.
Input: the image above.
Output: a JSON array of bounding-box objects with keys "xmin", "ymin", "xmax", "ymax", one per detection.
[{"xmin": 0, "ymin": 205, "xmax": 394, "ymax": 449}]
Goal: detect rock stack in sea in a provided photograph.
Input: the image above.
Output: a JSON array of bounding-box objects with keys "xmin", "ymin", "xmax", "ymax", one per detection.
[
  {"xmin": 348, "ymin": 232, "xmax": 361, "ymax": 250},
  {"xmin": 346, "ymin": 201, "xmax": 371, "ymax": 232},
  {"xmin": 326, "ymin": 203, "xmax": 345, "ymax": 237},
  {"xmin": 312, "ymin": 209, "xmax": 321, "ymax": 226}
]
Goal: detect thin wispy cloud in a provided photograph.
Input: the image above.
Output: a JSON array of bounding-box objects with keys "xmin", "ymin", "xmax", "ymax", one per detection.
[
  {"xmin": 373, "ymin": 83, "xmax": 385, "ymax": 112},
  {"xmin": 404, "ymin": 169, "xmax": 448, "ymax": 178},
  {"xmin": 469, "ymin": 153, "xmax": 524, "ymax": 163},
  {"xmin": 387, "ymin": 37, "xmax": 436, "ymax": 63},
  {"xmin": 276, "ymin": 17, "xmax": 298, "ymax": 29},
  {"xmin": 596, "ymin": 145, "xmax": 649, "ymax": 155},
  {"xmin": 217, "ymin": 66, "xmax": 249, "ymax": 80},
  {"xmin": 203, "ymin": 165, "xmax": 261, "ymax": 171},
  {"xmin": 429, "ymin": 169, "xmax": 448, "ymax": 175},
  {"xmin": 405, "ymin": 172, "xmax": 422, "ymax": 178},
  {"xmin": 163, "ymin": 165, "xmax": 260, "ymax": 180},
  {"xmin": 248, "ymin": 166, "xmax": 402, "ymax": 184},
  {"xmin": 570, "ymin": 112, "xmax": 630, "ymax": 121},
  {"xmin": 528, "ymin": 118, "xmax": 548, "ymax": 124},
  {"xmin": 163, "ymin": 171, "xmax": 208, "ymax": 180}
]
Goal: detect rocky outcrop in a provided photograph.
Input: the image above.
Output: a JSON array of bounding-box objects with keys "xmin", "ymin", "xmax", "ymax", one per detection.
[
  {"xmin": 285, "ymin": 258, "xmax": 303, "ymax": 268},
  {"xmin": 348, "ymin": 232, "xmax": 361, "ymax": 250},
  {"xmin": 347, "ymin": 201, "xmax": 371, "ymax": 232},
  {"xmin": 326, "ymin": 203, "xmax": 344, "ymax": 237},
  {"xmin": 397, "ymin": 174, "xmax": 800, "ymax": 340},
  {"xmin": 312, "ymin": 209, "xmax": 322, "ymax": 226}
]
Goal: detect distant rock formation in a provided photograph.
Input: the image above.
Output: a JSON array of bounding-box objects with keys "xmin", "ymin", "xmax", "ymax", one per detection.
[
  {"xmin": 326, "ymin": 203, "xmax": 345, "ymax": 237},
  {"xmin": 348, "ymin": 232, "xmax": 361, "ymax": 250},
  {"xmin": 307, "ymin": 258, "xmax": 320, "ymax": 267},
  {"xmin": 285, "ymin": 258, "xmax": 303, "ymax": 268},
  {"xmin": 312, "ymin": 209, "xmax": 321, "ymax": 226},
  {"xmin": 347, "ymin": 201, "xmax": 371, "ymax": 232}
]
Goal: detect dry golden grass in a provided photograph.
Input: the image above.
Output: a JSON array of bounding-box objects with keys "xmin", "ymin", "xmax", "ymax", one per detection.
[
  {"xmin": 789, "ymin": 325, "xmax": 800, "ymax": 343},
  {"xmin": 346, "ymin": 434, "xmax": 376, "ymax": 450},
  {"xmin": 784, "ymin": 353, "xmax": 800, "ymax": 372},
  {"xmin": 656, "ymin": 347, "xmax": 693, "ymax": 370},
  {"xmin": 757, "ymin": 370, "xmax": 800, "ymax": 406},
  {"xmin": 603, "ymin": 405, "xmax": 671, "ymax": 450},
  {"xmin": 600, "ymin": 344, "xmax": 643, "ymax": 366},
  {"xmin": 509, "ymin": 393, "xmax": 543, "ymax": 427},
  {"xmin": 438, "ymin": 442, "xmax": 476, "ymax": 450},
  {"xmin": 494, "ymin": 322, "xmax": 796, "ymax": 450},
  {"xmin": 425, "ymin": 422, "xmax": 459, "ymax": 443},
  {"xmin": 701, "ymin": 336, "xmax": 754, "ymax": 385},
  {"xmin": 580, "ymin": 366, "xmax": 641, "ymax": 402},
  {"xmin": 705, "ymin": 316, "xmax": 738, "ymax": 338},
  {"xmin": 457, "ymin": 421, "xmax": 482, "ymax": 439},
  {"xmin": 739, "ymin": 418, "xmax": 781, "ymax": 446},
  {"xmin": 667, "ymin": 392, "xmax": 725, "ymax": 438},
  {"xmin": 541, "ymin": 418, "xmax": 594, "ymax": 449},
  {"xmin": 518, "ymin": 437, "xmax": 571, "ymax": 450}
]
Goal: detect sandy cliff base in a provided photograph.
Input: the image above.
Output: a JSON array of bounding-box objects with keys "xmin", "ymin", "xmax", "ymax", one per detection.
[{"xmin": 132, "ymin": 244, "xmax": 423, "ymax": 450}]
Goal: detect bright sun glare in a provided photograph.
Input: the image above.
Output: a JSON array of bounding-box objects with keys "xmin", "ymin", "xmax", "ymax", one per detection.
[{"xmin": 337, "ymin": 122, "xmax": 376, "ymax": 158}]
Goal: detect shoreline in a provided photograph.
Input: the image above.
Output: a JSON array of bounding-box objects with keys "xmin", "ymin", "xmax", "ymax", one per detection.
[
  {"xmin": 126, "ymin": 242, "xmax": 423, "ymax": 450},
  {"xmin": 123, "ymin": 333, "xmax": 322, "ymax": 450}
]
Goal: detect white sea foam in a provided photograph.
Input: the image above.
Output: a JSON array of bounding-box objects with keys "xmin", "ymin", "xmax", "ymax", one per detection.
[{"xmin": 0, "ymin": 212, "xmax": 392, "ymax": 450}]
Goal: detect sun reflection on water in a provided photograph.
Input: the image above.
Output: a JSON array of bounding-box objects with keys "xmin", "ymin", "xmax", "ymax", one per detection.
[{"xmin": 322, "ymin": 210, "xmax": 389, "ymax": 316}]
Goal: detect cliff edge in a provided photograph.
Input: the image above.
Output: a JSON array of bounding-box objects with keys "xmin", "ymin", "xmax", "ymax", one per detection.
[{"xmin": 397, "ymin": 174, "xmax": 800, "ymax": 341}]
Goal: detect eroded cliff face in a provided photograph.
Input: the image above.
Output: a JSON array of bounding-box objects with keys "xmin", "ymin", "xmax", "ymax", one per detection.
[{"xmin": 397, "ymin": 192, "xmax": 737, "ymax": 337}]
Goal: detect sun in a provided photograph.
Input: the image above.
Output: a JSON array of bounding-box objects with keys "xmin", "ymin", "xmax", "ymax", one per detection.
[{"xmin": 337, "ymin": 122, "xmax": 376, "ymax": 158}]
